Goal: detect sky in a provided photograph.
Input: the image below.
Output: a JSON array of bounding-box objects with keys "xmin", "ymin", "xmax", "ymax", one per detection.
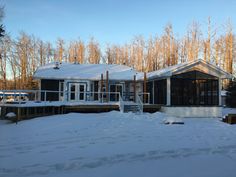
[{"xmin": 1, "ymin": 0, "xmax": 236, "ymax": 48}]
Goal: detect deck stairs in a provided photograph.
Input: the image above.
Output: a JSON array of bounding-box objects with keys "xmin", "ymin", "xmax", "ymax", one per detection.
[
  {"xmin": 120, "ymin": 101, "xmax": 143, "ymax": 113},
  {"xmin": 123, "ymin": 102, "xmax": 142, "ymax": 113}
]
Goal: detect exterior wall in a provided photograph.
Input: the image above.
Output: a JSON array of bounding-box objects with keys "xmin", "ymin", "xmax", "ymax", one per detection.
[
  {"xmin": 151, "ymin": 79, "xmax": 167, "ymax": 105},
  {"xmin": 161, "ymin": 106, "xmax": 222, "ymax": 118},
  {"xmin": 64, "ymin": 79, "xmax": 135, "ymax": 102},
  {"xmin": 41, "ymin": 79, "xmax": 62, "ymax": 101}
]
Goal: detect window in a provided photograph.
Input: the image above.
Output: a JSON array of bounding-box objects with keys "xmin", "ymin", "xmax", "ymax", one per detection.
[
  {"xmin": 59, "ymin": 81, "xmax": 64, "ymax": 101},
  {"xmin": 171, "ymin": 71, "xmax": 218, "ymax": 106}
]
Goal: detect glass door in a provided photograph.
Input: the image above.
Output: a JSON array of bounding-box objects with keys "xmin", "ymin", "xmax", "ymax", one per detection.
[
  {"xmin": 69, "ymin": 83, "xmax": 86, "ymax": 101},
  {"xmin": 78, "ymin": 84, "xmax": 86, "ymax": 101},
  {"xmin": 109, "ymin": 84, "xmax": 123, "ymax": 101},
  {"xmin": 69, "ymin": 83, "xmax": 76, "ymax": 101}
]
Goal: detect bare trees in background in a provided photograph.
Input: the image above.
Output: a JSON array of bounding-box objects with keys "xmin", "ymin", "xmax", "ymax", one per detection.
[
  {"xmin": 87, "ymin": 37, "xmax": 101, "ymax": 64},
  {"xmin": 0, "ymin": 6, "xmax": 5, "ymax": 38},
  {"xmin": 0, "ymin": 18, "xmax": 235, "ymax": 90},
  {"xmin": 68, "ymin": 39, "xmax": 85, "ymax": 64}
]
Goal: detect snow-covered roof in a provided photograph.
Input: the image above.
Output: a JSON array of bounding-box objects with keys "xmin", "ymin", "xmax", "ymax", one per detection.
[
  {"xmin": 34, "ymin": 59, "xmax": 232, "ymax": 81},
  {"xmin": 146, "ymin": 59, "xmax": 232, "ymax": 80},
  {"xmin": 33, "ymin": 62, "xmax": 142, "ymax": 81}
]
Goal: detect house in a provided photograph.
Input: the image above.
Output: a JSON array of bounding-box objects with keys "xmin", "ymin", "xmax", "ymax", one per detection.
[
  {"xmin": 33, "ymin": 62, "xmax": 143, "ymax": 103},
  {"xmin": 33, "ymin": 59, "xmax": 232, "ymax": 117}
]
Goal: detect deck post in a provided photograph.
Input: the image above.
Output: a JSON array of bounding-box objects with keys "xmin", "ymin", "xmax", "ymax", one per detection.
[
  {"xmin": 0, "ymin": 106, "xmax": 6, "ymax": 119},
  {"xmin": 167, "ymin": 77, "xmax": 171, "ymax": 106},
  {"xmin": 26, "ymin": 107, "xmax": 29, "ymax": 119},
  {"xmin": 134, "ymin": 75, "xmax": 136, "ymax": 102},
  {"xmin": 17, "ymin": 107, "xmax": 21, "ymax": 121},
  {"xmin": 144, "ymin": 72, "xmax": 147, "ymax": 103},
  {"xmin": 218, "ymin": 78, "xmax": 222, "ymax": 106},
  {"xmin": 106, "ymin": 70, "xmax": 109, "ymax": 102},
  {"xmin": 43, "ymin": 107, "xmax": 46, "ymax": 116}
]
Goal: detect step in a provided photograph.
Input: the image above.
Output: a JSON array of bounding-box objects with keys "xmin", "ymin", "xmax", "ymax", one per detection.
[{"xmin": 124, "ymin": 104, "xmax": 141, "ymax": 113}]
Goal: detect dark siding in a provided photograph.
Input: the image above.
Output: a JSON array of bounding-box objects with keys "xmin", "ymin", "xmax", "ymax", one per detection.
[
  {"xmin": 147, "ymin": 81, "xmax": 153, "ymax": 104},
  {"xmin": 41, "ymin": 79, "xmax": 63, "ymax": 101},
  {"xmin": 153, "ymin": 79, "xmax": 167, "ymax": 104}
]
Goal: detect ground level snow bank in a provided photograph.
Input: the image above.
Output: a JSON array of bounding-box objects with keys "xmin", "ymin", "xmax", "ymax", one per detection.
[{"xmin": 0, "ymin": 109, "xmax": 236, "ymax": 177}]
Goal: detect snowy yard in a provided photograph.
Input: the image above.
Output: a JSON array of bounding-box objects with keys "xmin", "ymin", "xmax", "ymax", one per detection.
[{"xmin": 1, "ymin": 109, "xmax": 236, "ymax": 177}]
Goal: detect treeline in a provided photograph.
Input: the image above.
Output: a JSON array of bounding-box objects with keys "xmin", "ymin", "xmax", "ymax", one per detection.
[{"xmin": 0, "ymin": 18, "xmax": 235, "ymax": 90}]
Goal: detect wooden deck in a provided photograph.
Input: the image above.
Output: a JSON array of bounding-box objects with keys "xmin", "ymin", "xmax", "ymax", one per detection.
[
  {"xmin": 143, "ymin": 104, "xmax": 162, "ymax": 113},
  {"xmin": 64, "ymin": 104, "xmax": 120, "ymax": 113},
  {"xmin": 0, "ymin": 104, "xmax": 162, "ymax": 122}
]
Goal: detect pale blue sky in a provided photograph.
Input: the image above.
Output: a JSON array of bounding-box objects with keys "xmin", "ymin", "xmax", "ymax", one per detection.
[{"xmin": 2, "ymin": 0, "xmax": 236, "ymax": 47}]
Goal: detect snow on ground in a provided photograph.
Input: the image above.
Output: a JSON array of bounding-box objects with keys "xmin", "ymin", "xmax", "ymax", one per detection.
[{"xmin": 0, "ymin": 109, "xmax": 236, "ymax": 177}]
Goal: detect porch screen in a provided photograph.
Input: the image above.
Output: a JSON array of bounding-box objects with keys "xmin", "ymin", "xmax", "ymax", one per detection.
[{"xmin": 171, "ymin": 71, "xmax": 219, "ymax": 106}]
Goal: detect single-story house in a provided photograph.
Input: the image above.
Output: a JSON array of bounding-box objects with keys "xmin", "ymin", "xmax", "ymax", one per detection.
[
  {"xmin": 33, "ymin": 62, "xmax": 143, "ymax": 103},
  {"xmin": 33, "ymin": 59, "xmax": 232, "ymax": 117}
]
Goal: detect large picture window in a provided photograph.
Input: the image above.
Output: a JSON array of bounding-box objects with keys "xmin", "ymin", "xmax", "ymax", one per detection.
[{"xmin": 171, "ymin": 71, "xmax": 219, "ymax": 106}]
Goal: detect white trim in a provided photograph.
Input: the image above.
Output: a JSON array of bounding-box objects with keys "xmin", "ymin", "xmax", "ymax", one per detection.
[
  {"xmin": 166, "ymin": 77, "xmax": 171, "ymax": 106},
  {"xmin": 218, "ymin": 78, "xmax": 222, "ymax": 106},
  {"xmin": 147, "ymin": 59, "xmax": 232, "ymax": 80},
  {"xmin": 161, "ymin": 106, "xmax": 222, "ymax": 118}
]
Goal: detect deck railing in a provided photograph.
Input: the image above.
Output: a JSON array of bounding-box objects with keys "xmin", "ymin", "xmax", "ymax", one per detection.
[
  {"xmin": 119, "ymin": 93, "xmax": 124, "ymax": 113},
  {"xmin": 136, "ymin": 94, "xmax": 144, "ymax": 114},
  {"xmin": 0, "ymin": 90, "xmax": 150, "ymax": 106}
]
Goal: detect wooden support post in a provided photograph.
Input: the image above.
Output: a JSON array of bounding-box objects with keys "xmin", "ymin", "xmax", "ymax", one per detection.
[
  {"xmin": 52, "ymin": 107, "xmax": 55, "ymax": 115},
  {"xmin": 100, "ymin": 74, "xmax": 103, "ymax": 102},
  {"xmin": 26, "ymin": 107, "xmax": 29, "ymax": 119},
  {"xmin": 0, "ymin": 106, "xmax": 6, "ymax": 119},
  {"xmin": 106, "ymin": 70, "xmax": 109, "ymax": 102},
  {"xmin": 43, "ymin": 107, "xmax": 46, "ymax": 116},
  {"xmin": 34, "ymin": 107, "xmax": 37, "ymax": 116},
  {"xmin": 61, "ymin": 106, "xmax": 63, "ymax": 114},
  {"xmin": 134, "ymin": 75, "xmax": 136, "ymax": 102},
  {"xmin": 144, "ymin": 72, "xmax": 147, "ymax": 103},
  {"xmin": 17, "ymin": 107, "xmax": 21, "ymax": 122}
]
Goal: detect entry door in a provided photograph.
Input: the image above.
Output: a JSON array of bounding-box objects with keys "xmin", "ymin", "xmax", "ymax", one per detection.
[
  {"xmin": 78, "ymin": 84, "xmax": 86, "ymax": 101},
  {"xmin": 109, "ymin": 84, "xmax": 123, "ymax": 101},
  {"xmin": 69, "ymin": 83, "xmax": 86, "ymax": 101}
]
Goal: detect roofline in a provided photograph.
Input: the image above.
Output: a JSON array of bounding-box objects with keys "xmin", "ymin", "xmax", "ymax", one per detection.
[
  {"xmin": 147, "ymin": 59, "xmax": 233, "ymax": 80},
  {"xmin": 33, "ymin": 77, "xmax": 140, "ymax": 82}
]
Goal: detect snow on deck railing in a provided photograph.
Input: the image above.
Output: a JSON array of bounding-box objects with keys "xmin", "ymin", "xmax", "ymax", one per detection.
[
  {"xmin": 0, "ymin": 90, "xmax": 151, "ymax": 107},
  {"xmin": 119, "ymin": 93, "xmax": 124, "ymax": 113},
  {"xmin": 137, "ymin": 92, "xmax": 150, "ymax": 104},
  {"xmin": 136, "ymin": 94, "xmax": 143, "ymax": 114},
  {"xmin": 0, "ymin": 90, "xmax": 122, "ymax": 105}
]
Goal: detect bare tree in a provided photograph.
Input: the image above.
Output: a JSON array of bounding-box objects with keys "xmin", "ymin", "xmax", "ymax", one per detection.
[
  {"xmin": 0, "ymin": 6, "xmax": 5, "ymax": 38},
  {"xmin": 56, "ymin": 38, "xmax": 65, "ymax": 63},
  {"xmin": 0, "ymin": 36, "xmax": 11, "ymax": 89},
  {"xmin": 87, "ymin": 37, "xmax": 101, "ymax": 64},
  {"xmin": 224, "ymin": 20, "xmax": 234, "ymax": 74},
  {"xmin": 15, "ymin": 32, "xmax": 31, "ymax": 89}
]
